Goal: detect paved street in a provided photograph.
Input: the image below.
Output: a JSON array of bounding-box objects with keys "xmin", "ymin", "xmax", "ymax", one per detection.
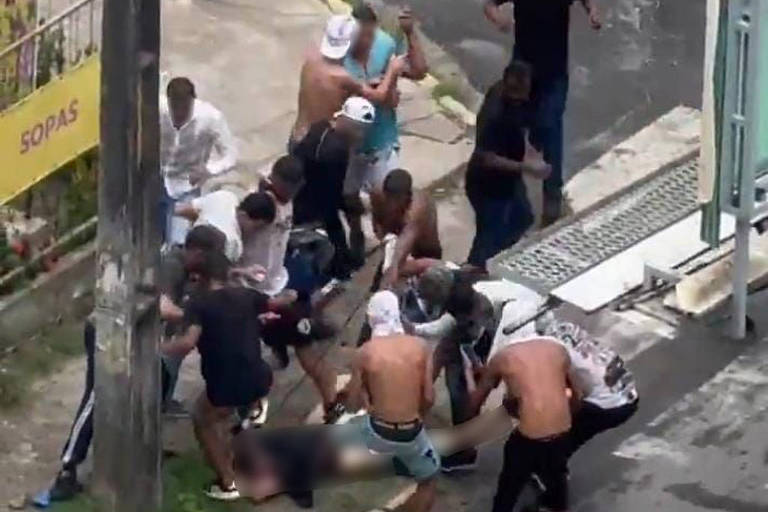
[{"xmin": 383, "ymin": 0, "xmax": 706, "ymax": 177}]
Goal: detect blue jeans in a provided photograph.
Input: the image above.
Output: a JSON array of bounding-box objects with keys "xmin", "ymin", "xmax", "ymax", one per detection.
[
  {"xmin": 159, "ymin": 188, "xmax": 199, "ymax": 246},
  {"xmin": 466, "ymin": 185, "xmax": 534, "ymax": 268},
  {"xmin": 529, "ymin": 75, "xmax": 569, "ymax": 201}
]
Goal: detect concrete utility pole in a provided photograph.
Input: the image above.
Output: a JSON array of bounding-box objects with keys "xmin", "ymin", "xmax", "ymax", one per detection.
[{"xmin": 93, "ymin": 0, "xmax": 162, "ymax": 509}]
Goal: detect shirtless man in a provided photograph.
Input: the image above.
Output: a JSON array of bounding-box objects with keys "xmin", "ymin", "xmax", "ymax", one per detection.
[
  {"xmin": 342, "ymin": 291, "xmax": 439, "ymax": 512},
  {"xmin": 470, "ymin": 337, "xmax": 575, "ymax": 512},
  {"xmin": 290, "ymin": 14, "xmax": 405, "ymax": 148},
  {"xmin": 372, "ymin": 169, "xmax": 441, "ymax": 289}
]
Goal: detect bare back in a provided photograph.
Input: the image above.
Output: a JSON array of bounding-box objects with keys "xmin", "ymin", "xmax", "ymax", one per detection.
[
  {"xmin": 371, "ymin": 190, "xmax": 442, "ymax": 259},
  {"xmin": 495, "ymin": 339, "xmax": 571, "ymax": 439},
  {"xmin": 361, "ymin": 334, "xmax": 430, "ymax": 423},
  {"xmin": 292, "ymin": 50, "xmax": 353, "ymax": 142}
]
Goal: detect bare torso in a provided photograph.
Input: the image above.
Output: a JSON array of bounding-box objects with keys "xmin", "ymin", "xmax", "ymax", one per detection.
[
  {"xmin": 292, "ymin": 49, "xmax": 353, "ymax": 142},
  {"xmin": 495, "ymin": 339, "xmax": 571, "ymax": 439},
  {"xmin": 361, "ymin": 334, "xmax": 428, "ymax": 422},
  {"xmin": 371, "ymin": 190, "xmax": 442, "ymax": 259}
]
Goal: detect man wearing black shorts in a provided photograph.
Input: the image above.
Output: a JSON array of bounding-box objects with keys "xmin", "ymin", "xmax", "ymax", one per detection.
[{"xmin": 162, "ymin": 252, "xmax": 275, "ymax": 501}]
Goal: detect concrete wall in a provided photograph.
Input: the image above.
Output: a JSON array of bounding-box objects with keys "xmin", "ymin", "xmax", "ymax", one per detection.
[{"xmin": 0, "ymin": 243, "xmax": 94, "ymax": 350}]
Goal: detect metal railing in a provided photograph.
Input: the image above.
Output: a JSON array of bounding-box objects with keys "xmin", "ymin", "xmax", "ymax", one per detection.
[{"xmin": 0, "ymin": 0, "xmax": 102, "ymax": 109}]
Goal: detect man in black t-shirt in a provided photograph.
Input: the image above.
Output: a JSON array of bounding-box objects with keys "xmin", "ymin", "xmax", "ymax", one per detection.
[
  {"xmin": 484, "ymin": 0, "xmax": 601, "ymax": 225},
  {"xmin": 293, "ymin": 96, "xmax": 375, "ymax": 279},
  {"xmin": 466, "ymin": 61, "xmax": 551, "ymax": 268},
  {"xmin": 162, "ymin": 252, "xmax": 277, "ymax": 502}
]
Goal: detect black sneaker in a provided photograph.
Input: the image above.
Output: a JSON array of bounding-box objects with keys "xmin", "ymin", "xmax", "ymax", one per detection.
[
  {"xmin": 323, "ymin": 401, "xmax": 347, "ymax": 425},
  {"xmin": 441, "ymin": 450, "xmax": 478, "ymax": 473},
  {"xmin": 286, "ymin": 490, "xmax": 314, "ymax": 509},
  {"xmin": 49, "ymin": 468, "xmax": 83, "ymax": 501},
  {"xmin": 204, "ymin": 480, "xmax": 240, "ymax": 501}
]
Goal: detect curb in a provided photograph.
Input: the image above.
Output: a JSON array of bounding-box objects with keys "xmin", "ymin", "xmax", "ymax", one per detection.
[{"xmin": 323, "ymin": 0, "xmax": 481, "ymax": 125}]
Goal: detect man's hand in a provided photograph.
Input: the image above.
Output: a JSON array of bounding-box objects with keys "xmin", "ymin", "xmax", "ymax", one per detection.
[
  {"xmin": 388, "ymin": 54, "xmax": 409, "ymax": 76},
  {"xmin": 230, "ymin": 264, "xmax": 267, "ymax": 283},
  {"xmin": 588, "ymin": 5, "xmax": 602, "ymax": 30},
  {"xmin": 484, "ymin": 1, "xmax": 513, "ymax": 33},
  {"xmin": 188, "ymin": 167, "xmax": 207, "ymax": 187},
  {"xmin": 399, "ymin": 6, "xmax": 416, "ymax": 35},
  {"xmin": 522, "ymin": 160, "xmax": 552, "ymax": 180},
  {"xmin": 258, "ymin": 312, "xmax": 281, "ymax": 323}
]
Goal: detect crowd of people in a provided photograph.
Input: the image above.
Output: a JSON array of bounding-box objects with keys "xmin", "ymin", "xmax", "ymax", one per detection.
[{"xmin": 35, "ymin": 2, "xmax": 644, "ymax": 512}]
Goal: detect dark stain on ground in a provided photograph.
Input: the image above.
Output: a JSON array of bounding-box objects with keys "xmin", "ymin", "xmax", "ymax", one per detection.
[
  {"xmin": 691, "ymin": 423, "xmax": 745, "ymax": 449},
  {"xmin": 664, "ymin": 482, "xmax": 768, "ymax": 512}
]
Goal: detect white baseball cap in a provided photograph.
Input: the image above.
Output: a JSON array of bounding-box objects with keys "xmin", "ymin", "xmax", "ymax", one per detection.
[
  {"xmin": 320, "ymin": 15, "xmax": 358, "ymax": 60},
  {"xmin": 336, "ymin": 96, "xmax": 376, "ymax": 124}
]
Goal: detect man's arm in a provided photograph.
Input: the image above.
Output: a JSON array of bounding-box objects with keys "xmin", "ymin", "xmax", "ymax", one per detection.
[
  {"xmin": 206, "ymin": 111, "xmax": 238, "ymax": 175},
  {"xmin": 477, "ymin": 134, "xmax": 552, "ymax": 180},
  {"xmin": 579, "ymin": 0, "xmax": 602, "ymax": 30},
  {"xmin": 162, "ymin": 324, "xmax": 201, "ymax": 358},
  {"xmin": 380, "ymin": 220, "xmax": 419, "ymax": 289},
  {"xmin": 399, "ymin": 7, "xmax": 428, "ymax": 81},
  {"xmin": 345, "ymin": 55, "xmax": 407, "ymax": 106},
  {"xmin": 483, "ymin": 0, "xmax": 513, "ymax": 33},
  {"xmin": 420, "ymin": 344, "xmax": 436, "ymax": 413},
  {"xmin": 174, "ymin": 202, "xmax": 199, "ymax": 222},
  {"xmin": 469, "ymin": 355, "xmax": 502, "ymax": 415},
  {"xmin": 342, "ymin": 348, "xmax": 370, "ymax": 412},
  {"xmin": 159, "ymin": 294, "xmax": 184, "ymax": 322}
]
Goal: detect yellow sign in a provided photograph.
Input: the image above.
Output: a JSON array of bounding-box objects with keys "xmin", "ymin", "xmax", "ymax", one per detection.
[{"xmin": 0, "ymin": 54, "xmax": 99, "ymax": 204}]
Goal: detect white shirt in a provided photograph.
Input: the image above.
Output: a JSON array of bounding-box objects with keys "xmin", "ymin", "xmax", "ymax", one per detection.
[
  {"xmin": 191, "ymin": 190, "xmax": 243, "ymax": 262},
  {"xmin": 545, "ymin": 321, "xmax": 639, "ymax": 410},
  {"xmin": 239, "ymin": 192, "xmax": 292, "ymax": 296},
  {"xmin": 160, "ymin": 98, "xmax": 238, "ymax": 199}
]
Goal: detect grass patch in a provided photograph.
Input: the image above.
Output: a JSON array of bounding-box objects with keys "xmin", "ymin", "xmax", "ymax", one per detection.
[
  {"xmin": 431, "ymin": 80, "xmax": 463, "ymax": 104},
  {"xmin": 0, "ymin": 320, "xmax": 85, "ymax": 409},
  {"xmin": 49, "ymin": 452, "xmax": 255, "ymax": 512}
]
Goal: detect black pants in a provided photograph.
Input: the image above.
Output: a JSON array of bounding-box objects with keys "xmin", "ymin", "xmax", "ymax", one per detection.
[
  {"xmin": 492, "ymin": 431, "xmax": 569, "ymax": 512},
  {"xmin": 60, "ymin": 322, "xmax": 95, "ymax": 471},
  {"xmin": 568, "ymin": 399, "xmax": 639, "ymax": 458}
]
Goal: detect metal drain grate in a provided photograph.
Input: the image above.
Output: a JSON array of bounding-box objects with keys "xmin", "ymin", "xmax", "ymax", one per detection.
[{"xmin": 489, "ymin": 157, "xmax": 700, "ymax": 293}]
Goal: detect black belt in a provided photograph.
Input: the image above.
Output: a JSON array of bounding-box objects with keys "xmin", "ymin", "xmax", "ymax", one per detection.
[{"xmin": 370, "ymin": 417, "xmax": 422, "ymax": 431}]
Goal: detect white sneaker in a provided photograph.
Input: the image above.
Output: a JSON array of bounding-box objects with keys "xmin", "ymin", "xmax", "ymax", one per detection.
[{"xmin": 204, "ymin": 481, "xmax": 240, "ymax": 501}]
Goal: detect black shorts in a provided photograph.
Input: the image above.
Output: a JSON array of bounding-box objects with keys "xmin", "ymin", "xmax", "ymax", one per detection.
[
  {"xmin": 492, "ymin": 431, "xmax": 570, "ymax": 512},
  {"xmin": 206, "ymin": 361, "xmax": 273, "ymax": 408}
]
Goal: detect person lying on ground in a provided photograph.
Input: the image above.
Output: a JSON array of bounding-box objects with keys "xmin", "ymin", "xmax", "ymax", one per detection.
[
  {"xmin": 161, "ymin": 252, "xmax": 281, "ymax": 502},
  {"xmin": 230, "ymin": 403, "xmax": 517, "ymax": 507},
  {"xmin": 470, "ymin": 334, "xmax": 581, "ymax": 512},
  {"xmin": 293, "ymin": 96, "xmax": 376, "ymax": 280},
  {"xmin": 340, "ymin": 291, "xmax": 439, "ymax": 512}
]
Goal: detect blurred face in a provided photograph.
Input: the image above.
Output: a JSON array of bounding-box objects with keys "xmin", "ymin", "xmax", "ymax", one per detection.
[
  {"xmin": 167, "ymin": 93, "xmax": 194, "ymax": 127},
  {"xmin": 353, "ymin": 21, "xmax": 377, "ymax": 55},
  {"xmin": 502, "ymin": 73, "xmax": 531, "ymax": 103},
  {"xmin": 182, "ymin": 247, "xmax": 205, "ymax": 271},
  {"xmin": 265, "ymin": 175, "xmax": 303, "ymax": 203},
  {"xmin": 237, "ymin": 210, "xmax": 270, "ymax": 235}
]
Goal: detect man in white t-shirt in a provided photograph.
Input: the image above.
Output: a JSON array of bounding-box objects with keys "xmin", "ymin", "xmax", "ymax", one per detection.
[
  {"xmin": 240, "ymin": 155, "xmax": 305, "ymax": 297},
  {"xmin": 161, "ymin": 77, "xmax": 238, "ymax": 245},
  {"xmin": 175, "ymin": 190, "xmax": 277, "ymax": 264}
]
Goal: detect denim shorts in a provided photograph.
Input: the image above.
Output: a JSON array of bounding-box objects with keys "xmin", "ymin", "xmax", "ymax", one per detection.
[{"xmin": 361, "ymin": 415, "xmax": 440, "ymax": 481}]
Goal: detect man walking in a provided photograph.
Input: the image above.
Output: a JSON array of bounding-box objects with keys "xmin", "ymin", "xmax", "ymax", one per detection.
[
  {"xmin": 161, "ymin": 77, "xmax": 238, "ymax": 245},
  {"xmin": 484, "ymin": 0, "xmax": 601, "ymax": 226},
  {"xmin": 344, "ymin": 3, "xmax": 428, "ymax": 266},
  {"xmin": 466, "ymin": 61, "xmax": 551, "ymax": 268}
]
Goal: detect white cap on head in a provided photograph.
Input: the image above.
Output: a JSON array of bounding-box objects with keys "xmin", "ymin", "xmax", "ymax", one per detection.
[
  {"xmin": 321, "ymin": 15, "xmax": 358, "ymax": 60},
  {"xmin": 367, "ymin": 290, "xmax": 404, "ymax": 338},
  {"xmin": 336, "ymin": 96, "xmax": 376, "ymax": 124}
]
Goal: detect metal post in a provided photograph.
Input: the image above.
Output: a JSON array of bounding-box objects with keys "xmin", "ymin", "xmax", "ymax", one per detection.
[
  {"xmin": 93, "ymin": 0, "xmax": 162, "ymax": 510},
  {"xmin": 731, "ymin": 218, "xmax": 750, "ymax": 338}
]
